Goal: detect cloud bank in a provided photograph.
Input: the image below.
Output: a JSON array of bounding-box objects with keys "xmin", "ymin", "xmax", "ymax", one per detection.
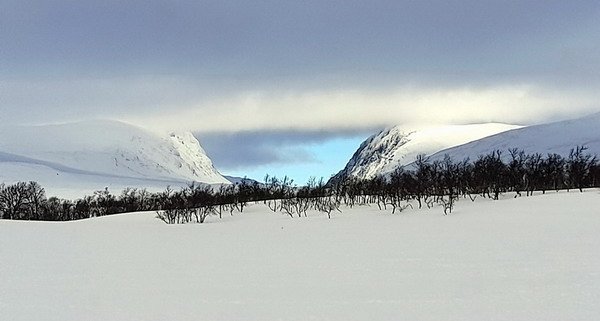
[{"xmin": 128, "ymin": 85, "xmax": 599, "ymax": 134}]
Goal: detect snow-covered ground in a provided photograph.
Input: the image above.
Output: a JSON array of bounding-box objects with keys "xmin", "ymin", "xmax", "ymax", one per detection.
[{"xmin": 1, "ymin": 190, "xmax": 599, "ymax": 321}]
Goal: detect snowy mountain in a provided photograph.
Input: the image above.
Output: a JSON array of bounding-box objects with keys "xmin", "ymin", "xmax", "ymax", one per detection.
[
  {"xmin": 0, "ymin": 120, "xmax": 230, "ymax": 197},
  {"xmin": 331, "ymin": 123, "xmax": 520, "ymax": 181},
  {"xmin": 427, "ymin": 112, "xmax": 600, "ymax": 163}
]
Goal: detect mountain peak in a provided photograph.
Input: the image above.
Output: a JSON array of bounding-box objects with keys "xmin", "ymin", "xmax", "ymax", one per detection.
[{"xmin": 331, "ymin": 122, "xmax": 520, "ymax": 182}]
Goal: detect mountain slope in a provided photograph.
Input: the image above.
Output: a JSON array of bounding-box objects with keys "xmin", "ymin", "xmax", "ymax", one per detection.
[
  {"xmin": 427, "ymin": 112, "xmax": 600, "ymax": 163},
  {"xmin": 0, "ymin": 120, "xmax": 229, "ymax": 197},
  {"xmin": 332, "ymin": 123, "xmax": 520, "ymax": 181}
]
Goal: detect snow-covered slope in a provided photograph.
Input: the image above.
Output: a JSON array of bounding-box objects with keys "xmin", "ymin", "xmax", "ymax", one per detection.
[
  {"xmin": 332, "ymin": 123, "xmax": 520, "ymax": 181},
  {"xmin": 0, "ymin": 120, "xmax": 229, "ymax": 197},
  {"xmin": 2, "ymin": 190, "xmax": 599, "ymax": 321},
  {"xmin": 428, "ymin": 112, "xmax": 600, "ymax": 163},
  {"xmin": 224, "ymin": 175, "xmax": 259, "ymax": 185}
]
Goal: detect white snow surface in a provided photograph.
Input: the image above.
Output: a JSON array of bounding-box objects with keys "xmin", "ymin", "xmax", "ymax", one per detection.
[
  {"xmin": 2, "ymin": 190, "xmax": 599, "ymax": 321},
  {"xmin": 334, "ymin": 123, "xmax": 519, "ymax": 180},
  {"xmin": 427, "ymin": 112, "xmax": 600, "ymax": 163},
  {"xmin": 0, "ymin": 120, "xmax": 230, "ymax": 198}
]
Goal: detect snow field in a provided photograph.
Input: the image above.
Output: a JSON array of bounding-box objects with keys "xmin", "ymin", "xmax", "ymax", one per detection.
[{"xmin": 1, "ymin": 190, "xmax": 599, "ymax": 321}]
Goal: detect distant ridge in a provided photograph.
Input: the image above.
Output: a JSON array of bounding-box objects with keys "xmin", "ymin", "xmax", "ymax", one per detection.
[{"xmin": 426, "ymin": 112, "xmax": 600, "ymax": 164}]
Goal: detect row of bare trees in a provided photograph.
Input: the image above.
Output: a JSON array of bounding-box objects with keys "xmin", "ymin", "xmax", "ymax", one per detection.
[
  {"xmin": 156, "ymin": 176, "xmax": 343, "ymax": 223},
  {"xmin": 0, "ymin": 184, "xmax": 162, "ymax": 221},
  {"xmin": 328, "ymin": 146, "xmax": 599, "ymax": 215},
  {"xmin": 1, "ymin": 146, "xmax": 598, "ymax": 222},
  {"xmin": 0, "ymin": 175, "xmax": 343, "ymax": 223}
]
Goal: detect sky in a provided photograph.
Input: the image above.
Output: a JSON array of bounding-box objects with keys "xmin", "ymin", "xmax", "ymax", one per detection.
[{"xmin": 2, "ymin": 0, "xmax": 600, "ymax": 183}]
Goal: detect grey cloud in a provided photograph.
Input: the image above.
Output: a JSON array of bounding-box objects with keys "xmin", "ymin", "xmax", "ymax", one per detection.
[
  {"xmin": 197, "ymin": 128, "xmax": 376, "ymax": 169},
  {"xmin": 1, "ymin": 0, "xmax": 600, "ymax": 129},
  {"xmin": 2, "ymin": 1, "xmax": 599, "ymax": 86}
]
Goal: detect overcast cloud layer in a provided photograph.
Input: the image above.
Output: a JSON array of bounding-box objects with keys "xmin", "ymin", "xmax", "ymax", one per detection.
[{"xmin": 2, "ymin": 0, "xmax": 600, "ymax": 174}]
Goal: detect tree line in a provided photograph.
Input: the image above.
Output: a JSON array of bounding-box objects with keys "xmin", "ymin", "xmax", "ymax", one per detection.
[
  {"xmin": 331, "ymin": 146, "xmax": 599, "ymax": 215},
  {"xmin": 0, "ymin": 177, "xmax": 338, "ymax": 223},
  {"xmin": 1, "ymin": 146, "xmax": 598, "ymax": 222}
]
